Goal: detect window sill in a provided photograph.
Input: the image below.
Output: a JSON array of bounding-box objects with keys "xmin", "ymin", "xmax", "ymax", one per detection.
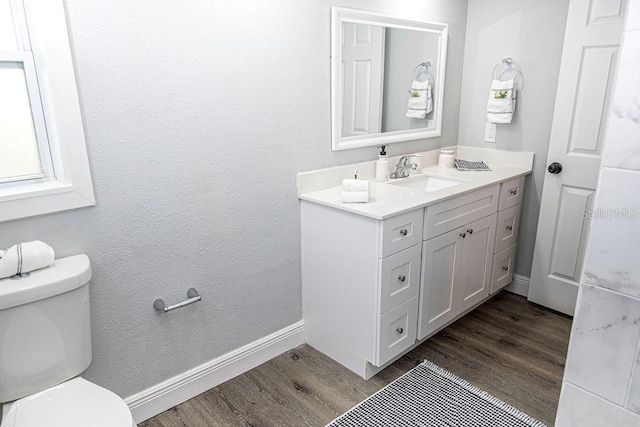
[{"xmin": 0, "ymin": 179, "xmax": 95, "ymax": 222}]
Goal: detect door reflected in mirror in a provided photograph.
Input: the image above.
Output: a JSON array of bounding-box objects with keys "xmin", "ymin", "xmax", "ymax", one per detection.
[{"xmin": 331, "ymin": 8, "xmax": 448, "ymax": 151}]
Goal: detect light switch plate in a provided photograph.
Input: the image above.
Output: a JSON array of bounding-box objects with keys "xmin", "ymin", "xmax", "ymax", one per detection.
[{"xmin": 484, "ymin": 123, "xmax": 497, "ymax": 143}]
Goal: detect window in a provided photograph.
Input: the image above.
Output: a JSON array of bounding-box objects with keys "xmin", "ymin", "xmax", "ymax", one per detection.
[{"xmin": 0, "ymin": 0, "xmax": 94, "ymax": 221}]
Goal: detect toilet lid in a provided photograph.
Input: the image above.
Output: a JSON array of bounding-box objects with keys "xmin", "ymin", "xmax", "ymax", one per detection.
[{"xmin": 2, "ymin": 378, "xmax": 134, "ymax": 427}]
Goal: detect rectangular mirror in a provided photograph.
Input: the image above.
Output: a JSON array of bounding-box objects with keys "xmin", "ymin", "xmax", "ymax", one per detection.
[{"xmin": 331, "ymin": 8, "xmax": 448, "ymax": 151}]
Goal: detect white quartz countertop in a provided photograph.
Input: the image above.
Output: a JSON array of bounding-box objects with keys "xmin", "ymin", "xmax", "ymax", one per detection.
[{"xmin": 299, "ymin": 164, "xmax": 532, "ymax": 220}]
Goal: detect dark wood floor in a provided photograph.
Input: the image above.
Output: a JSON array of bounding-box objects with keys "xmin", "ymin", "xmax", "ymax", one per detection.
[{"xmin": 140, "ymin": 292, "xmax": 572, "ymax": 427}]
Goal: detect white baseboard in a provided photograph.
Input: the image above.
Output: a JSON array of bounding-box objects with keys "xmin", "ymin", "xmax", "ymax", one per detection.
[
  {"xmin": 505, "ymin": 274, "xmax": 530, "ymax": 297},
  {"xmin": 125, "ymin": 320, "xmax": 306, "ymax": 423},
  {"xmin": 125, "ymin": 278, "xmax": 529, "ymax": 422}
]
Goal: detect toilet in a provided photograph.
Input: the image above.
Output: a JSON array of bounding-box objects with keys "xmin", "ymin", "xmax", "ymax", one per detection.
[{"xmin": 0, "ymin": 255, "xmax": 136, "ymax": 426}]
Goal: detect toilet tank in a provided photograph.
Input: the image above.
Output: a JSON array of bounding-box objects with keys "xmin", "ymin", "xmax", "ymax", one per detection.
[{"xmin": 0, "ymin": 254, "xmax": 93, "ymax": 403}]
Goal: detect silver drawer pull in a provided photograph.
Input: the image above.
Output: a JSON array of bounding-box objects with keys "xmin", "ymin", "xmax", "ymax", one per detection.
[
  {"xmin": 399, "ymin": 229, "xmax": 408, "ymax": 236},
  {"xmin": 459, "ymin": 232, "xmax": 466, "ymax": 238},
  {"xmin": 396, "ymin": 327, "xmax": 404, "ymax": 334},
  {"xmin": 398, "ymin": 275, "xmax": 406, "ymax": 282},
  {"xmin": 506, "ymin": 225, "xmax": 513, "ymax": 231},
  {"xmin": 502, "ymin": 266, "xmax": 509, "ymax": 271},
  {"xmin": 510, "ymin": 189, "xmax": 518, "ymax": 195},
  {"xmin": 466, "ymin": 228, "xmax": 474, "ymax": 234}
]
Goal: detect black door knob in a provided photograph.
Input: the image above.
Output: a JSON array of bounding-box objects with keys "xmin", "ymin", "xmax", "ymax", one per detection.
[{"xmin": 548, "ymin": 162, "xmax": 563, "ymax": 174}]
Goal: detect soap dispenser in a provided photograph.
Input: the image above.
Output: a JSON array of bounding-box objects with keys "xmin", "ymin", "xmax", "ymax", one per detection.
[{"xmin": 376, "ymin": 145, "xmax": 389, "ymax": 182}]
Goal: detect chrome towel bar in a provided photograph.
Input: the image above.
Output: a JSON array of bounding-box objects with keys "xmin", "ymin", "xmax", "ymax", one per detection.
[{"xmin": 154, "ymin": 288, "xmax": 201, "ymax": 312}]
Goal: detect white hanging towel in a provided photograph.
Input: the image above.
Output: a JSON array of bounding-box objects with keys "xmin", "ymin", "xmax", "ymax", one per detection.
[
  {"xmin": 487, "ymin": 79, "xmax": 516, "ymax": 124},
  {"xmin": 0, "ymin": 240, "xmax": 55, "ymax": 279},
  {"xmin": 406, "ymin": 79, "xmax": 433, "ymax": 119}
]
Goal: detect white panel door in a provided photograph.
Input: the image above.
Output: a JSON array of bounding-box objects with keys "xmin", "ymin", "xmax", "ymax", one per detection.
[
  {"xmin": 529, "ymin": 0, "xmax": 625, "ymax": 315},
  {"xmin": 341, "ymin": 22, "xmax": 384, "ymax": 137},
  {"xmin": 458, "ymin": 214, "xmax": 496, "ymax": 313},
  {"xmin": 418, "ymin": 227, "xmax": 464, "ymax": 340}
]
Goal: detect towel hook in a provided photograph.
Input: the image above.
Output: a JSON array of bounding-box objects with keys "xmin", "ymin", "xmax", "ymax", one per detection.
[{"xmin": 492, "ymin": 57, "xmax": 520, "ymax": 82}]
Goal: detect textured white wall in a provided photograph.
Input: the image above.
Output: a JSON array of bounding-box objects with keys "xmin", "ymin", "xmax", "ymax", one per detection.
[
  {"xmin": 0, "ymin": 0, "xmax": 468, "ymax": 398},
  {"xmin": 458, "ymin": 0, "xmax": 570, "ymax": 277}
]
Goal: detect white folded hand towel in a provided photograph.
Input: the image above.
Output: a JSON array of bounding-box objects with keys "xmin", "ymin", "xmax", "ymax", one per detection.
[
  {"xmin": 341, "ymin": 179, "xmax": 370, "ymax": 203},
  {"xmin": 0, "ymin": 240, "xmax": 55, "ymax": 279},
  {"xmin": 342, "ymin": 191, "xmax": 370, "ymax": 203},
  {"xmin": 406, "ymin": 79, "xmax": 433, "ymax": 119},
  {"xmin": 487, "ymin": 79, "xmax": 516, "ymax": 124},
  {"xmin": 342, "ymin": 179, "xmax": 370, "ymax": 192}
]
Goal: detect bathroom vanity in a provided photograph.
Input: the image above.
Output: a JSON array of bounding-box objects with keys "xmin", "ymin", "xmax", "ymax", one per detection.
[{"xmin": 299, "ymin": 147, "xmax": 532, "ymax": 379}]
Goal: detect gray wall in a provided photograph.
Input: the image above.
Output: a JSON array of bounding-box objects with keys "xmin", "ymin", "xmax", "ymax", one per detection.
[
  {"xmin": 0, "ymin": 0, "xmax": 468, "ymax": 398},
  {"xmin": 458, "ymin": 0, "xmax": 570, "ymax": 277}
]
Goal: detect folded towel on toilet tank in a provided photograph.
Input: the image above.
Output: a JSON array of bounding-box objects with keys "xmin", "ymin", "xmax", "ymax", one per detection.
[{"xmin": 0, "ymin": 240, "xmax": 55, "ymax": 279}]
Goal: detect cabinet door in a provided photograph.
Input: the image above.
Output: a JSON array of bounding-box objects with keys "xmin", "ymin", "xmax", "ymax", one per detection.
[
  {"xmin": 458, "ymin": 214, "xmax": 497, "ymax": 313},
  {"xmin": 418, "ymin": 227, "xmax": 465, "ymax": 340}
]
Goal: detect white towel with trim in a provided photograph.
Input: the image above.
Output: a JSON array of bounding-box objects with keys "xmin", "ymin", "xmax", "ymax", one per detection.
[
  {"xmin": 406, "ymin": 79, "xmax": 433, "ymax": 119},
  {"xmin": 487, "ymin": 79, "xmax": 516, "ymax": 124},
  {"xmin": 0, "ymin": 241, "xmax": 55, "ymax": 279}
]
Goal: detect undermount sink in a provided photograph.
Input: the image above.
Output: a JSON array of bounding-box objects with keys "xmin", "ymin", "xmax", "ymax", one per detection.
[{"xmin": 389, "ymin": 174, "xmax": 466, "ymax": 192}]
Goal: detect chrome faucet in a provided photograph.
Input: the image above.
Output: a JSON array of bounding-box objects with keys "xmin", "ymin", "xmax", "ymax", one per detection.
[{"xmin": 390, "ymin": 156, "xmax": 416, "ymax": 179}]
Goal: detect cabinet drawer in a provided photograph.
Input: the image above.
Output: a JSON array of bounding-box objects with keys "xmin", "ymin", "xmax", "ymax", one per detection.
[
  {"xmin": 490, "ymin": 244, "xmax": 517, "ymax": 294},
  {"xmin": 378, "ymin": 244, "xmax": 421, "ymax": 314},
  {"xmin": 498, "ymin": 177, "xmax": 525, "ymax": 211},
  {"xmin": 379, "ymin": 209, "xmax": 424, "ymax": 258},
  {"xmin": 494, "ymin": 204, "xmax": 521, "ymax": 253},
  {"xmin": 423, "ymin": 185, "xmax": 499, "ymax": 240},
  {"xmin": 375, "ymin": 297, "xmax": 418, "ymax": 366}
]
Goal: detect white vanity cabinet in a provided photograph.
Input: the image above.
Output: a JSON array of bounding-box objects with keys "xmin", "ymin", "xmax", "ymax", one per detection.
[
  {"xmin": 418, "ymin": 185, "xmax": 499, "ymax": 339},
  {"xmin": 301, "ymin": 177, "xmax": 526, "ymax": 379},
  {"xmin": 490, "ymin": 177, "xmax": 525, "ymax": 294},
  {"xmin": 301, "ymin": 202, "xmax": 423, "ymax": 378}
]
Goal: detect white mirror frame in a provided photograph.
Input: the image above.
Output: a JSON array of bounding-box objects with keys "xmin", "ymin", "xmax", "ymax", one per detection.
[{"xmin": 331, "ymin": 7, "xmax": 448, "ymax": 151}]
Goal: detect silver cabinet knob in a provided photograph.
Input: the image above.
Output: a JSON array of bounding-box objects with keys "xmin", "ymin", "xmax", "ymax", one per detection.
[
  {"xmin": 510, "ymin": 189, "xmax": 518, "ymax": 195},
  {"xmin": 502, "ymin": 266, "xmax": 509, "ymax": 271},
  {"xmin": 399, "ymin": 229, "xmax": 408, "ymax": 236},
  {"xmin": 459, "ymin": 232, "xmax": 466, "ymax": 238},
  {"xmin": 506, "ymin": 225, "xmax": 513, "ymax": 231},
  {"xmin": 396, "ymin": 327, "xmax": 404, "ymax": 334},
  {"xmin": 398, "ymin": 275, "xmax": 406, "ymax": 282},
  {"xmin": 466, "ymin": 228, "xmax": 474, "ymax": 234}
]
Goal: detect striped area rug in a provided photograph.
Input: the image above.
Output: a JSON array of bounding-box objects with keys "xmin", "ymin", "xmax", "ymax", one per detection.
[{"xmin": 327, "ymin": 361, "xmax": 546, "ymax": 427}]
